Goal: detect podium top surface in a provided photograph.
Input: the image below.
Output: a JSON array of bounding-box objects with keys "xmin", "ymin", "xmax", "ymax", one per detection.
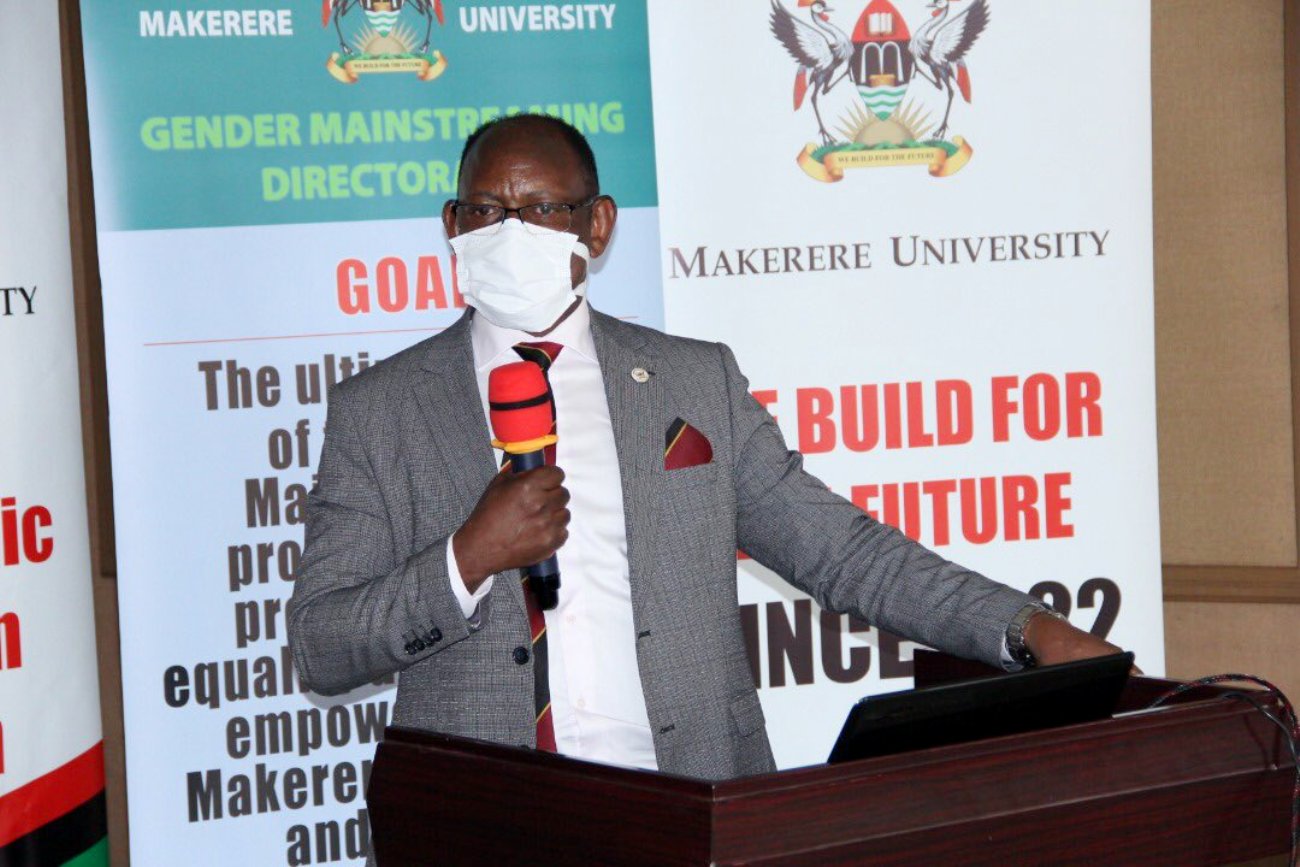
[{"xmin": 381, "ymin": 675, "xmax": 1277, "ymax": 791}]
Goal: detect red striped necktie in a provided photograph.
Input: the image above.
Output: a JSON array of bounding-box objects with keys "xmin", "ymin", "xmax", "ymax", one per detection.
[{"xmin": 511, "ymin": 340, "xmax": 562, "ymax": 751}]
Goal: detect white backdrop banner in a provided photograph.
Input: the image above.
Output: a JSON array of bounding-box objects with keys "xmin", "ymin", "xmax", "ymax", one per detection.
[
  {"xmin": 0, "ymin": 0, "xmax": 106, "ymax": 863},
  {"xmin": 79, "ymin": 2, "xmax": 662, "ymax": 864},
  {"xmin": 648, "ymin": 0, "xmax": 1162, "ymax": 769}
]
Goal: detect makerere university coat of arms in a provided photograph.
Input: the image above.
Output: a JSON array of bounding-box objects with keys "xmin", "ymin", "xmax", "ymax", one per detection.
[
  {"xmin": 322, "ymin": 0, "xmax": 448, "ymax": 84},
  {"xmin": 770, "ymin": 0, "xmax": 988, "ymax": 182}
]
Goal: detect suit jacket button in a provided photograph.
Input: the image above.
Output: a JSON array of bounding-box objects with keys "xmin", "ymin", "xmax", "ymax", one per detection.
[
  {"xmin": 512, "ymin": 646, "xmax": 530, "ymax": 665},
  {"xmin": 429, "ymin": 628, "xmax": 442, "ymax": 642}
]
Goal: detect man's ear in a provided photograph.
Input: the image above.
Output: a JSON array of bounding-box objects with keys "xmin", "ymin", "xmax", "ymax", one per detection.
[
  {"xmin": 586, "ymin": 195, "xmax": 618, "ymax": 259},
  {"xmin": 441, "ymin": 199, "xmax": 458, "ymax": 239}
]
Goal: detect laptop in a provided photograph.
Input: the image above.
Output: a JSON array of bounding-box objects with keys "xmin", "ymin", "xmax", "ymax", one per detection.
[{"xmin": 827, "ymin": 651, "xmax": 1134, "ymax": 763}]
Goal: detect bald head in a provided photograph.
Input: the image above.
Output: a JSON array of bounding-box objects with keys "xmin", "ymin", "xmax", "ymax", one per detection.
[{"xmin": 458, "ymin": 115, "xmax": 599, "ymax": 200}]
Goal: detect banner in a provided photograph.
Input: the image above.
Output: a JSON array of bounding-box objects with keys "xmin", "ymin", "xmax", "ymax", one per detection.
[
  {"xmin": 80, "ymin": 0, "xmax": 1161, "ymax": 861},
  {"xmin": 79, "ymin": 1, "xmax": 661, "ymax": 863},
  {"xmin": 648, "ymin": 0, "xmax": 1162, "ymax": 769},
  {"xmin": 0, "ymin": 2, "xmax": 107, "ymax": 864}
]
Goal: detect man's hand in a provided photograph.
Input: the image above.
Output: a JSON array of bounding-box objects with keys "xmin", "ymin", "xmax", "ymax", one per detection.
[
  {"xmin": 1023, "ymin": 613, "xmax": 1139, "ymax": 671},
  {"xmin": 451, "ymin": 466, "xmax": 570, "ymax": 591}
]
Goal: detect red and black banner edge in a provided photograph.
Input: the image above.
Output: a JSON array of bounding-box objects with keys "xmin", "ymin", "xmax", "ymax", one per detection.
[
  {"xmin": 0, "ymin": 742, "xmax": 106, "ymax": 858},
  {"xmin": 0, "ymin": 790, "xmax": 106, "ymax": 866}
]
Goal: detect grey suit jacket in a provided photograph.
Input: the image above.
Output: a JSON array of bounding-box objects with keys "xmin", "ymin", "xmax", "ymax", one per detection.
[{"xmin": 287, "ymin": 308, "xmax": 1032, "ymax": 781}]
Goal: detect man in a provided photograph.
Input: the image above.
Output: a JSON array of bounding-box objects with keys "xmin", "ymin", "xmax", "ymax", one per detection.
[{"xmin": 287, "ymin": 114, "xmax": 1123, "ymax": 781}]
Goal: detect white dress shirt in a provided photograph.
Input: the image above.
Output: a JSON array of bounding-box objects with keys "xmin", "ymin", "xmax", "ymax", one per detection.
[{"xmin": 446, "ymin": 299, "xmax": 659, "ymax": 770}]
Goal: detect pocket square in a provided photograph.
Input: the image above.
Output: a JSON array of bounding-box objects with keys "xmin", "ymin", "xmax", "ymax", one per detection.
[{"xmin": 665, "ymin": 418, "xmax": 713, "ymax": 470}]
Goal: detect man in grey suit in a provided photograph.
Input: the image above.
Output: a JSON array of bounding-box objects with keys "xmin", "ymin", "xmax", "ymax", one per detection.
[{"xmin": 287, "ymin": 115, "xmax": 1123, "ymax": 782}]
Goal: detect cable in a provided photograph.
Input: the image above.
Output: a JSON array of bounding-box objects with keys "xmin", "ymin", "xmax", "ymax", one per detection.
[{"xmin": 1148, "ymin": 674, "xmax": 1300, "ymax": 867}]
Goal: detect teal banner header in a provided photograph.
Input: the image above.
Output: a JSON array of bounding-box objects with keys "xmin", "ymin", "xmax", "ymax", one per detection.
[{"xmin": 81, "ymin": 1, "xmax": 656, "ymax": 230}]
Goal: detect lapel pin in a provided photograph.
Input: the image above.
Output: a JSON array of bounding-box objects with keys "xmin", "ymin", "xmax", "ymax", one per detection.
[{"xmin": 631, "ymin": 367, "xmax": 651, "ymax": 383}]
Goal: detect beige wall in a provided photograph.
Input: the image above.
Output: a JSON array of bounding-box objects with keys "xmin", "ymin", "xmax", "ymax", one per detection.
[
  {"xmin": 1153, "ymin": 0, "xmax": 1293, "ymax": 567},
  {"xmin": 1165, "ymin": 602, "xmax": 1300, "ymax": 697},
  {"xmin": 1154, "ymin": 0, "xmax": 1300, "ymax": 697}
]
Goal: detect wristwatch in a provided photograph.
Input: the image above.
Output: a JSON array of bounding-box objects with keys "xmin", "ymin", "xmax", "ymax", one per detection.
[{"xmin": 1005, "ymin": 601, "xmax": 1066, "ymax": 668}]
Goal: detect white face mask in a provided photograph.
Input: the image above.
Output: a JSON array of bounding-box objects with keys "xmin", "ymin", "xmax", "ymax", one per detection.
[{"xmin": 449, "ymin": 219, "xmax": 589, "ymax": 333}]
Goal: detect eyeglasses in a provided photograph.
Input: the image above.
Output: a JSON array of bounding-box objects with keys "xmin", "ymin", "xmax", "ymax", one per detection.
[{"xmin": 450, "ymin": 197, "xmax": 601, "ymax": 235}]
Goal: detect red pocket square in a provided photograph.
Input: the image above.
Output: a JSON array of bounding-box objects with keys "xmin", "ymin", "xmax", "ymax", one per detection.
[{"xmin": 665, "ymin": 418, "xmax": 713, "ymax": 470}]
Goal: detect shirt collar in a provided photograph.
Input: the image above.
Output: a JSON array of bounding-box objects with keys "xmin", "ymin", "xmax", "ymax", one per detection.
[{"xmin": 470, "ymin": 290, "xmax": 597, "ymax": 371}]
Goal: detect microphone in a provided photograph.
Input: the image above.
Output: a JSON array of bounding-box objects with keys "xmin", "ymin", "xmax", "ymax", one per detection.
[{"xmin": 488, "ymin": 360, "xmax": 561, "ymax": 610}]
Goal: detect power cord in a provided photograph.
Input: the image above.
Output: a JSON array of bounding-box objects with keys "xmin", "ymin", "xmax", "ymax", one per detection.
[{"xmin": 1148, "ymin": 674, "xmax": 1299, "ymax": 867}]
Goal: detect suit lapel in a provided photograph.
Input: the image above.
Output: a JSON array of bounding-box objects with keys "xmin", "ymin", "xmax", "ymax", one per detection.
[
  {"xmin": 413, "ymin": 311, "xmax": 526, "ymax": 615},
  {"xmin": 591, "ymin": 312, "xmax": 668, "ymax": 612},
  {"xmin": 412, "ymin": 310, "xmax": 671, "ymax": 618}
]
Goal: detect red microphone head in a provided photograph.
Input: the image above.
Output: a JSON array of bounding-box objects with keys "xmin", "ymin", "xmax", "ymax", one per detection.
[{"xmin": 488, "ymin": 361, "xmax": 554, "ymax": 444}]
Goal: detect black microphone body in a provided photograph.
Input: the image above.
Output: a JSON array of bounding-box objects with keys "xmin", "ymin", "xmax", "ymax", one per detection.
[{"xmin": 509, "ymin": 447, "xmax": 561, "ymax": 610}]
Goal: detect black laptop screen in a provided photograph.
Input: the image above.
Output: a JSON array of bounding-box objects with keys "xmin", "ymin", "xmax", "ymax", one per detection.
[{"xmin": 828, "ymin": 651, "xmax": 1134, "ymax": 763}]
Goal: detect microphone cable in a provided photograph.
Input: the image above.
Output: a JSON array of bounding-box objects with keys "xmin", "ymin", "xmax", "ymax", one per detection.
[{"xmin": 1147, "ymin": 674, "xmax": 1299, "ymax": 867}]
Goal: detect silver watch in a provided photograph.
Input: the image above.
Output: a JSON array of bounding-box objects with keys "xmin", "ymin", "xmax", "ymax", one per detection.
[{"xmin": 1005, "ymin": 601, "xmax": 1065, "ymax": 667}]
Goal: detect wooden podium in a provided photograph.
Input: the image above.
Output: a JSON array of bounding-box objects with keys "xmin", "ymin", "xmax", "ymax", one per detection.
[{"xmin": 367, "ymin": 668, "xmax": 1293, "ymax": 865}]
